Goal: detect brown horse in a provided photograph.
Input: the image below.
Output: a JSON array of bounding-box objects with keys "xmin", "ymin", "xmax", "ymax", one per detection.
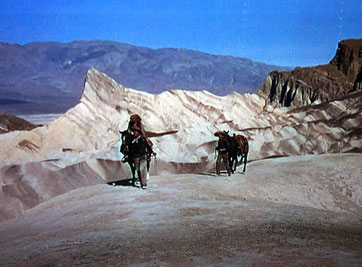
[
  {"xmin": 233, "ymin": 133, "xmax": 249, "ymax": 173},
  {"xmin": 214, "ymin": 131, "xmax": 249, "ymax": 173}
]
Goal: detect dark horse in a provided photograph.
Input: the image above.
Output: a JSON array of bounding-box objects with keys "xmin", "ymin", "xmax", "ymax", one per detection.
[
  {"xmin": 120, "ymin": 130, "xmax": 153, "ymax": 187},
  {"xmin": 120, "ymin": 130, "xmax": 135, "ymax": 179},
  {"xmin": 233, "ymin": 133, "xmax": 249, "ymax": 173},
  {"xmin": 215, "ymin": 131, "xmax": 249, "ymax": 173}
]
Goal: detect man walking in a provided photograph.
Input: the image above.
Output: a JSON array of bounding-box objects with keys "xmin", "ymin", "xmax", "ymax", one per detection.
[{"xmin": 129, "ymin": 130, "xmax": 152, "ymax": 189}]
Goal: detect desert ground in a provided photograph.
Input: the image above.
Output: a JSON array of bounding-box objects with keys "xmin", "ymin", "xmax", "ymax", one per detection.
[{"xmin": 0, "ymin": 153, "xmax": 361, "ymax": 266}]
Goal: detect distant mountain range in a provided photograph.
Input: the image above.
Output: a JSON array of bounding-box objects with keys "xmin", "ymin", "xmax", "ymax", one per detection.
[{"xmin": 0, "ymin": 40, "xmax": 290, "ymax": 114}]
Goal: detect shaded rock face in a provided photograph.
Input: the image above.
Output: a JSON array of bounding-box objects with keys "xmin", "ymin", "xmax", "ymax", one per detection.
[
  {"xmin": 0, "ymin": 40, "xmax": 289, "ymax": 114},
  {"xmin": 259, "ymin": 39, "xmax": 362, "ymax": 107},
  {"xmin": 0, "ymin": 68, "xmax": 361, "ymax": 221},
  {"xmin": 0, "ymin": 112, "xmax": 36, "ymax": 134},
  {"xmin": 0, "ymin": 161, "xmax": 105, "ymax": 221},
  {"xmin": 330, "ymin": 39, "xmax": 362, "ymax": 89}
]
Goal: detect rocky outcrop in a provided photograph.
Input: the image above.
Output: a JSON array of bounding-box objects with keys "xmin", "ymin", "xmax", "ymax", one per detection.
[
  {"xmin": 259, "ymin": 39, "xmax": 362, "ymax": 107},
  {"xmin": 330, "ymin": 39, "xmax": 362, "ymax": 90},
  {"xmin": 0, "ymin": 112, "xmax": 36, "ymax": 134},
  {"xmin": 0, "ymin": 68, "xmax": 361, "ymax": 221}
]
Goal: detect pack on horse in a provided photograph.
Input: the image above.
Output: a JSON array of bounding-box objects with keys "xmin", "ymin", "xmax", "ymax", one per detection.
[{"xmin": 214, "ymin": 131, "xmax": 249, "ymax": 174}]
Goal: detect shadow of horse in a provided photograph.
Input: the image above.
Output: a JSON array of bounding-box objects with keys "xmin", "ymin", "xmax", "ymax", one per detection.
[{"xmin": 107, "ymin": 179, "xmax": 134, "ymax": 187}]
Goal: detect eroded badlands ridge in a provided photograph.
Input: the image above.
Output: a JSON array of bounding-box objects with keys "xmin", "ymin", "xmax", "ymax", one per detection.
[
  {"xmin": 259, "ymin": 39, "xmax": 362, "ymax": 107},
  {"xmin": 0, "ymin": 68, "xmax": 361, "ymax": 220}
]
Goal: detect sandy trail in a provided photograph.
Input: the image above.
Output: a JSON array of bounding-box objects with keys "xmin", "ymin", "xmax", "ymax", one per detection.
[{"xmin": 0, "ymin": 153, "xmax": 361, "ymax": 266}]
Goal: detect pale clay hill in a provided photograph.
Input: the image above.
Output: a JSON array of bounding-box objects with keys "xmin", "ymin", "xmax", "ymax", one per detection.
[{"xmin": 0, "ymin": 68, "xmax": 361, "ymax": 221}]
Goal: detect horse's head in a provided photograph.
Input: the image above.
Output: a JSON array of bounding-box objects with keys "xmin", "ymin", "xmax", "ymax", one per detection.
[
  {"xmin": 214, "ymin": 131, "xmax": 229, "ymax": 140},
  {"xmin": 119, "ymin": 129, "xmax": 135, "ymax": 154},
  {"xmin": 119, "ymin": 130, "xmax": 130, "ymax": 142}
]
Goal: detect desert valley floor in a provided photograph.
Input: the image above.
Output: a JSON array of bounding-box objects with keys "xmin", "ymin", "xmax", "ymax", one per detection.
[{"xmin": 0, "ymin": 153, "xmax": 361, "ymax": 266}]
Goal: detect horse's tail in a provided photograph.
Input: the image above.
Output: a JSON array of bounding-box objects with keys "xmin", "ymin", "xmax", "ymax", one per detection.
[{"xmin": 245, "ymin": 139, "xmax": 249, "ymax": 155}]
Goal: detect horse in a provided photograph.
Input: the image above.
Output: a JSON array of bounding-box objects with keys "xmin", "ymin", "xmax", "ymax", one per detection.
[
  {"xmin": 222, "ymin": 131, "xmax": 239, "ymax": 174},
  {"xmin": 214, "ymin": 131, "xmax": 249, "ymax": 174},
  {"xmin": 120, "ymin": 130, "xmax": 153, "ymax": 188},
  {"xmin": 119, "ymin": 130, "xmax": 136, "ymax": 181},
  {"xmin": 233, "ymin": 133, "xmax": 249, "ymax": 173}
]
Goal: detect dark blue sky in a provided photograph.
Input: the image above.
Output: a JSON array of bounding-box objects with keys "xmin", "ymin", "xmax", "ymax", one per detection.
[{"xmin": 1, "ymin": 0, "xmax": 361, "ymax": 67}]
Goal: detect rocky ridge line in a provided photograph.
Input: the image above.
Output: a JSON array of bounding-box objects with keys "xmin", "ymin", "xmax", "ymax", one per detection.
[{"xmin": 258, "ymin": 39, "xmax": 362, "ymax": 107}]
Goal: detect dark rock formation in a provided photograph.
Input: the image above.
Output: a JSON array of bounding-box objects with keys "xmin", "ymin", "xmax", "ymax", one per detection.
[
  {"xmin": 0, "ymin": 112, "xmax": 36, "ymax": 134},
  {"xmin": 258, "ymin": 39, "xmax": 362, "ymax": 107},
  {"xmin": 0, "ymin": 40, "xmax": 289, "ymax": 114},
  {"xmin": 330, "ymin": 39, "xmax": 362, "ymax": 90}
]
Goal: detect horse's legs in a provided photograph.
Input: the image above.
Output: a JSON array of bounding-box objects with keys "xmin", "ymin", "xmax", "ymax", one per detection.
[
  {"xmin": 231, "ymin": 157, "xmax": 235, "ymax": 173},
  {"xmin": 131, "ymin": 162, "xmax": 136, "ymax": 179},
  {"xmin": 224, "ymin": 154, "xmax": 231, "ymax": 176},
  {"xmin": 127, "ymin": 161, "xmax": 135, "ymax": 180},
  {"xmin": 228, "ymin": 155, "xmax": 234, "ymax": 174},
  {"xmin": 232, "ymin": 154, "xmax": 238, "ymax": 174},
  {"xmin": 233, "ymin": 155, "xmax": 238, "ymax": 173},
  {"xmin": 129, "ymin": 161, "xmax": 138, "ymax": 186},
  {"xmin": 242, "ymin": 152, "xmax": 248, "ymax": 173}
]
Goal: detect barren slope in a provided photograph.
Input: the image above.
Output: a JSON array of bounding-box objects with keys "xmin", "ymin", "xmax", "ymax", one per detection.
[{"xmin": 0, "ymin": 154, "xmax": 361, "ymax": 266}]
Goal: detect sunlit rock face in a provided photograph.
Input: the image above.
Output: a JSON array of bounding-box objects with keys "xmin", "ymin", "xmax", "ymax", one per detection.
[
  {"xmin": 258, "ymin": 39, "xmax": 362, "ymax": 107},
  {"xmin": 0, "ymin": 68, "xmax": 361, "ymax": 221}
]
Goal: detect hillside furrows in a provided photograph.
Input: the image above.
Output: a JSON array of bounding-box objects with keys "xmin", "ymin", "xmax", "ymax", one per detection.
[
  {"xmin": 0, "ymin": 68, "xmax": 361, "ymax": 222},
  {"xmin": 0, "ymin": 68, "xmax": 360, "ymax": 168}
]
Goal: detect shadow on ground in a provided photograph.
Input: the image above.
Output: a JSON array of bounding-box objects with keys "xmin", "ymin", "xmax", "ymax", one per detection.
[{"xmin": 107, "ymin": 178, "xmax": 133, "ymax": 187}]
